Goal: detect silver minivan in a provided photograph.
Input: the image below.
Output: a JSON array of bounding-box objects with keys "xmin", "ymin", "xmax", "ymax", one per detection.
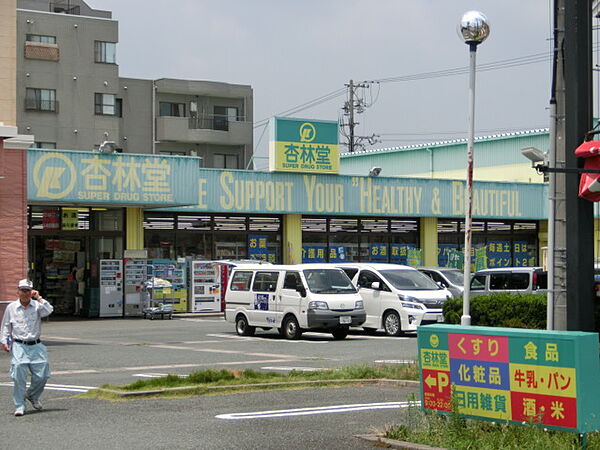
[
  {"xmin": 470, "ymin": 267, "xmax": 547, "ymax": 297},
  {"xmin": 418, "ymin": 267, "xmax": 464, "ymax": 298}
]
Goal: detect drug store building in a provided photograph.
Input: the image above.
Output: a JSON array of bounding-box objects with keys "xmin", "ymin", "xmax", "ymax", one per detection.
[{"xmin": 16, "ymin": 138, "xmax": 547, "ymax": 316}]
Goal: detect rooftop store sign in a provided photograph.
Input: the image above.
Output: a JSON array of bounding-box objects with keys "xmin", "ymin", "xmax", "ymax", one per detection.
[
  {"xmin": 269, "ymin": 117, "xmax": 340, "ymax": 174},
  {"xmin": 418, "ymin": 324, "xmax": 600, "ymax": 433},
  {"xmin": 28, "ymin": 150, "xmax": 199, "ymax": 206},
  {"xmin": 176, "ymin": 170, "xmax": 546, "ymax": 219}
]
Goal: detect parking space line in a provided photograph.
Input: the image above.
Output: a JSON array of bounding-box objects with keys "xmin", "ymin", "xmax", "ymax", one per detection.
[
  {"xmin": 0, "ymin": 382, "xmax": 94, "ymax": 393},
  {"xmin": 216, "ymin": 401, "xmax": 417, "ymax": 420}
]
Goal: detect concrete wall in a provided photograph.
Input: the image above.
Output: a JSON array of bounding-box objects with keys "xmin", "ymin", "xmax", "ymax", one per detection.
[
  {"xmin": 0, "ymin": 0, "xmax": 17, "ymax": 126},
  {"xmin": 18, "ymin": 0, "xmax": 112, "ymax": 19},
  {"xmin": 16, "ymin": 8, "xmax": 119, "ymax": 150},
  {"xmin": 118, "ymin": 77, "xmax": 152, "ymax": 153},
  {"xmin": 0, "ymin": 142, "xmax": 28, "ymax": 302}
]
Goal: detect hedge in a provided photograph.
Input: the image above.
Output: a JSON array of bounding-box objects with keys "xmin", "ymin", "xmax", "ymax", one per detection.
[
  {"xmin": 443, "ymin": 293, "xmax": 600, "ymax": 330},
  {"xmin": 442, "ymin": 293, "xmax": 548, "ymax": 329}
]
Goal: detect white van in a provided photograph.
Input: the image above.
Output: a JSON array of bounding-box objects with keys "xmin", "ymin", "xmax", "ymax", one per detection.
[
  {"xmin": 225, "ymin": 264, "xmax": 366, "ymax": 340},
  {"xmin": 335, "ymin": 263, "xmax": 452, "ymax": 336}
]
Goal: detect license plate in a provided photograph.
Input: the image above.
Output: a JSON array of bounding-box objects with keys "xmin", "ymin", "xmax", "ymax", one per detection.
[{"xmin": 339, "ymin": 316, "xmax": 351, "ymax": 324}]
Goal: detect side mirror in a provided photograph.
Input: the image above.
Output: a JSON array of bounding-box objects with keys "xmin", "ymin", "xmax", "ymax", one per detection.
[
  {"xmin": 297, "ymin": 286, "xmax": 307, "ymax": 297},
  {"xmin": 370, "ymin": 281, "xmax": 380, "ymax": 290}
]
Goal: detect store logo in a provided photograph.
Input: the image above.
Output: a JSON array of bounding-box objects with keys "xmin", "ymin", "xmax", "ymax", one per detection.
[
  {"xmin": 429, "ymin": 334, "xmax": 440, "ymax": 348},
  {"xmin": 32, "ymin": 152, "xmax": 77, "ymax": 199},
  {"xmin": 299, "ymin": 122, "xmax": 316, "ymax": 143}
]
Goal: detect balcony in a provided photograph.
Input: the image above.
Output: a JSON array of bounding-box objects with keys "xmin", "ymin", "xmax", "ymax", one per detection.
[
  {"xmin": 156, "ymin": 114, "xmax": 252, "ymax": 145},
  {"xmin": 24, "ymin": 42, "xmax": 60, "ymax": 61}
]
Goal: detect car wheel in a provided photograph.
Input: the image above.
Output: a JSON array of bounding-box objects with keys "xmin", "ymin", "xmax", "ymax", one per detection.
[
  {"xmin": 283, "ymin": 316, "xmax": 302, "ymax": 340},
  {"xmin": 383, "ymin": 311, "xmax": 403, "ymax": 337},
  {"xmin": 235, "ymin": 315, "xmax": 255, "ymax": 336},
  {"xmin": 332, "ymin": 328, "xmax": 348, "ymax": 340}
]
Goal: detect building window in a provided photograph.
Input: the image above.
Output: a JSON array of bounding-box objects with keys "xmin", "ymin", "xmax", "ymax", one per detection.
[
  {"xmin": 159, "ymin": 102, "xmax": 185, "ymax": 117},
  {"xmin": 213, "ymin": 106, "xmax": 238, "ymax": 131},
  {"xmin": 26, "ymin": 34, "xmax": 56, "ymax": 44},
  {"xmin": 115, "ymin": 98, "xmax": 122, "ymax": 117},
  {"xmin": 25, "ymin": 88, "xmax": 57, "ymax": 112},
  {"xmin": 95, "ymin": 93, "xmax": 117, "ymax": 115},
  {"xmin": 33, "ymin": 142, "xmax": 56, "ymax": 149},
  {"xmin": 214, "ymin": 154, "xmax": 239, "ymax": 169},
  {"xmin": 94, "ymin": 41, "xmax": 116, "ymax": 64}
]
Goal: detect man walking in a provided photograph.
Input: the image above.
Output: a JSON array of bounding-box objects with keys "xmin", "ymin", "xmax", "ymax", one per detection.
[{"xmin": 1, "ymin": 279, "xmax": 53, "ymax": 416}]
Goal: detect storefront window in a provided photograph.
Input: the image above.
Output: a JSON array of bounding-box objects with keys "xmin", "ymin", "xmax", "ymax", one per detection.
[
  {"xmin": 437, "ymin": 219, "xmax": 538, "ymax": 268},
  {"xmin": 302, "ymin": 217, "xmax": 327, "ymax": 263},
  {"xmin": 92, "ymin": 209, "xmax": 123, "ymax": 231},
  {"xmin": 329, "ymin": 218, "xmax": 359, "ymax": 262},
  {"xmin": 360, "ymin": 219, "xmax": 390, "ymax": 262},
  {"xmin": 216, "ymin": 234, "xmax": 247, "ymax": 259},
  {"xmin": 390, "ymin": 219, "xmax": 419, "ymax": 265}
]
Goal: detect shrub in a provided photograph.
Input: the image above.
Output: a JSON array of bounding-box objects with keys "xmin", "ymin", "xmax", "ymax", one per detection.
[{"xmin": 442, "ymin": 293, "xmax": 547, "ymax": 329}]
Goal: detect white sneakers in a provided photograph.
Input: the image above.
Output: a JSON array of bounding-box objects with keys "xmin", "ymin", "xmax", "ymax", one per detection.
[{"xmin": 14, "ymin": 408, "xmax": 24, "ymax": 416}]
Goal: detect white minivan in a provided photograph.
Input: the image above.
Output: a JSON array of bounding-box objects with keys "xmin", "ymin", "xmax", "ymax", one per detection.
[
  {"xmin": 225, "ymin": 264, "xmax": 366, "ymax": 340},
  {"xmin": 335, "ymin": 263, "xmax": 452, "ymax": 336}
]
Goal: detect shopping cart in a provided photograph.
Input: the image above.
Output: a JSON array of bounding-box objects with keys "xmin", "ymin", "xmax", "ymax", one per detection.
[{"xmin": 142, "ymin": 277, "xmax": 174, "ymax": 320}]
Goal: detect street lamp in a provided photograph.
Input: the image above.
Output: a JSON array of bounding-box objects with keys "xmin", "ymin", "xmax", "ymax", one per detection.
[{"xmin": 458, "ymin": 11, "xmax": 490, "ymax": 326}]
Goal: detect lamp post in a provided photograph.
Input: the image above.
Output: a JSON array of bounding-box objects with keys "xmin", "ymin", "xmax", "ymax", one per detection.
[{"xmin": 458, "ymin": 11, "xmax": 490, "ymax": 326}]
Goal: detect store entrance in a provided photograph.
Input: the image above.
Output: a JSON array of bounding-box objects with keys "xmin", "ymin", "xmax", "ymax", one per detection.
[
  {"xmin": 30, "ymin": 236, "xmax": 86, "ymax": 315},
  {"xmin": 29, "ymin": 234, "xmax": 123, "ymax": 316}
]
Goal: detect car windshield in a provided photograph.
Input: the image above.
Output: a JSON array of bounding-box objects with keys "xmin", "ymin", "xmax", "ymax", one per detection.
[
  {"xmin": 303, "ymin": 269, "xmax": 357, "ymax": 294},
  {"xmin": 381, "ymin": 269, "xmax": 441, "ymax": 291},
  {"xmin": 440, "ymin": 269, "xmax": 464, "ymax": 286}
]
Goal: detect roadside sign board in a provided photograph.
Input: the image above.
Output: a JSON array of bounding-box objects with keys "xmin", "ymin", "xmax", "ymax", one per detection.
[{"xmin": 417, "ymin": 324, "xmax": 600, "ymax": 433}]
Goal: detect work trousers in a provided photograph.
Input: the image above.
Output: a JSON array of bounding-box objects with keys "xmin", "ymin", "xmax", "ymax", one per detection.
[{"xmin": 9, "ymin": 342, "xmax": 50, "ymax": 411}]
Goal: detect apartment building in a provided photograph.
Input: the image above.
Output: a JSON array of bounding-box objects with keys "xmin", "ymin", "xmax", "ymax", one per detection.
[{"xmin": 16, "ymin": 0, "xmax": 253, "ymax": 168}]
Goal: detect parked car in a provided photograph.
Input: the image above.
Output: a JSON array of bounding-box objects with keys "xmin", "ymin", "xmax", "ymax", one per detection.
[
  {"xmin": 470, "ymin": 267, "xmax": 547, "ymax": 297},
  {"xmin": 334, "ymin": 263, "xmax": 452, "ymax": 336},
  {"xmin": 417, "ymin": 267, "xmax": 464, "ymax": 298},
  {"xmin": 224, "ymin": 264, "xmax": 366, "ymax": 340}
]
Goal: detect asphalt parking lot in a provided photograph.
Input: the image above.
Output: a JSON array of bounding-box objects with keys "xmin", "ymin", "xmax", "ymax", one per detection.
[{"xmin": 0, "ymin": 316, "xmax": 420, "ymax": 449}]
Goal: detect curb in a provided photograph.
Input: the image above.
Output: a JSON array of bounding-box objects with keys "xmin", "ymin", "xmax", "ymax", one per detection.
[
  {"xmin": 355, "ymin": 434, "xmax": 446, "ymax": 450},
  {"xmin": 94, "ymin": 378, "xmax": 420, "ymax": 398}
]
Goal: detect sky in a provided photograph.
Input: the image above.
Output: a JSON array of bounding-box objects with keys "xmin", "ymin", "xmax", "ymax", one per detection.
[{"xmin": 89, "ymin": 1, "xmax": 556, "ymax": 167}]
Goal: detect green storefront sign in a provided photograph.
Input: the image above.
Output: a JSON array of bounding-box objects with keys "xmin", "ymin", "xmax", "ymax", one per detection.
[
  {"xmin": 418, "ymin": 324, "xmax": 600, "ymax": 434},
  {"xmin": 269, "ymin": 117, "xmax": 340, "ymax": 174},
  {"xmin": 28, "ymin": 149, "xmax": 200, "ymax": 206}
]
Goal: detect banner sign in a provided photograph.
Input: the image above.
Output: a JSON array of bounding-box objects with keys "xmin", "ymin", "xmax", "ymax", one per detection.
[
  {"xmin": 248, "ymin": 235, "xmax": 276, "ymax": 262},
  {"xmin": 418, "ymin": 325, "xmax": 600, "ymax": 433},
  {"xmin": 174, "ymin": 170, "xmax": 546, "ymax": 219},
  {"xmin": 28, "ymin": 149, "xmax": 199, "ymax": 206},
  {"xmin": 269, "ymin": 117, "xmax": 339, "ymax": 174},
  {"xmin": 302, "ymin": 245, "xmax": 327, "ymax": 263},
  {"xmin": 28, "ymin": 150, "xmax": 547, "ymax": 220}
]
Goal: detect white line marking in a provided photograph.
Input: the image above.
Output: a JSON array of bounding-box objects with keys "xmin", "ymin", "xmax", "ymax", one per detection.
[
  {"xmin": 374, "ymin": 360, "xmax": 415, "ymax": 365},
  {"xmin": 206, "ymin": 333, "xmax": 329, "ymax": 344},
  {"xmin": 216, "ymin": 401, "xmax": 419, "ymax": 420},
  {"xmin": 0, "ymin": 382, "xmax": 93, "ymax": 393},
  {"xmin": 260, "ymin": 366, "xmax": 325, "ymax": 372}
]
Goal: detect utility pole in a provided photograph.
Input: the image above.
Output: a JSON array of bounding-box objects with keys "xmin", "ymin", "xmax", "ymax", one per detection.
[
  {"xmin": 347, "ymin": 79, "xmax": 355, "ymax": 153},
  {"xmin": 552, "ymin": 0, "xmax": 595, "ymax": 331},
  {"xmin": 342, "ymin": 80, "xmax": 380, "ymax": 153}
]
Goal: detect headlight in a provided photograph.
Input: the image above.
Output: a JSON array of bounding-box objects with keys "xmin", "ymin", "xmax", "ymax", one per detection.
[
  {"xmin": 355, "ymin": 300, "xmax": 364, "ymax": 309},
  {"xmin": 308, "ymin": 301, "xmax": 329, "ymax": 310},
  {"xmin": 400, "ymin": 301, "xmax": 425, "ymax": 310},
  {"xmin": 398, "ymin": 294, "xmax": 419, "ymax": 303}
]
